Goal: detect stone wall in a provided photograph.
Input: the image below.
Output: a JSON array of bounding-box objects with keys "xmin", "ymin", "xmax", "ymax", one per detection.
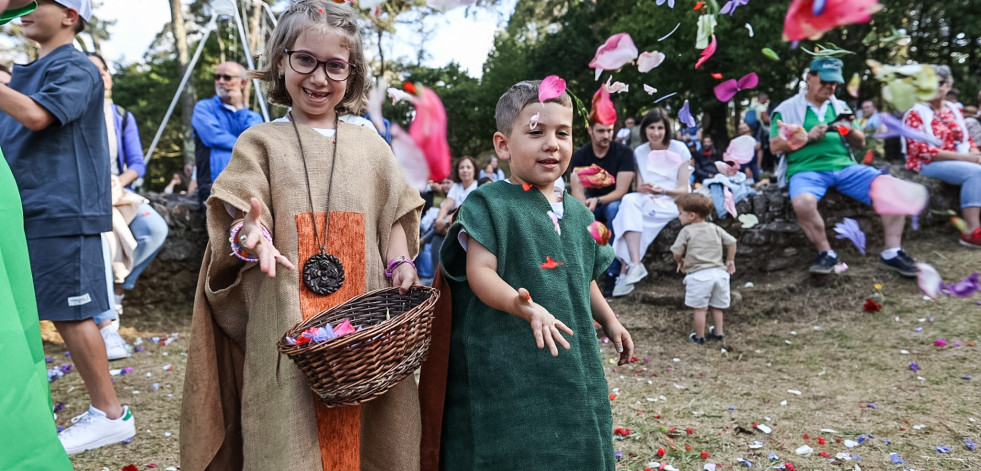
[{"xmin": 124, "ymin": 171, "xmax": 960, "ymax": 318}]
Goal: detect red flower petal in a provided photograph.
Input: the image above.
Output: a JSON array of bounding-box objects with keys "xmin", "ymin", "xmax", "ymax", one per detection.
[
  {"xmin": 609, "ymin": 394, "xmax": 617, "ymax": 400},
  {"xmin": 123, "ymin": 466, "xmax": 139, "ymax": 471},
  {"xmin": 711, "ymin": 72, "xmax": 723, "ymax": 79},
  {"xmin": 403, "ymin": 81, "xmax": 417, "ymax": 95},
  {"xmin": 695, "ymin": 35, "xmax": 717, "ymax": 69},
  {"xmin": 693, "ymin": 1, "xmax": 705, "ymax": 10},
  {"xmin": 685, "ymin": 444, "xmax": 692, "ymax": 451},
  {"xmin": 818, "ymin": 437, "xmax": 826, "ymax": 445},
  {"xmin": 700, "ymin": 451, "xmax": 710, "ymax": 459},
  {"xmin": 686, "ymin": 427, "xmax": 695, "ymax": 435},
  {"xmin": 657, "ymin": 447, "xmax": 666, "ymax": 457},
  {"xmin": 522, "ymin": 183, "xmax": 533, "ymax": 191},
  {"xmin": 541, "ymin": 256, "xmax": 564, "ymax": 269}
]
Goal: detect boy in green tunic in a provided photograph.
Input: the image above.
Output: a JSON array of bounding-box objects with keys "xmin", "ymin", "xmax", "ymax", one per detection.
[{"xmin": 439, "ymin": 80, "xmax": 633, "ymax": 469}]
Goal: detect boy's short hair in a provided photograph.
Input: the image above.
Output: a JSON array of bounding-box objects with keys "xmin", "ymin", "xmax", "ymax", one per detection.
[
  {"xmin": 495, "ymin": 79, "xmax": 572, "ymax": 136},
  {"xmin": 675, "ymin": 193, "xmax": 713, "ymax": 219},
  {"xmin": 251, "ymin": 0, "xmax": 369, "ymax": 116}
]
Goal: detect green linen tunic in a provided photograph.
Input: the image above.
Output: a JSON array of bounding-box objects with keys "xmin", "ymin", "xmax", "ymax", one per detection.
[
  {"xmin": 440, "ymin": 181, "xmax": 616, "ymax": 470},
  {"xmin": 0, "ymin": 3, "xmax": 74, "ymax": 469}
]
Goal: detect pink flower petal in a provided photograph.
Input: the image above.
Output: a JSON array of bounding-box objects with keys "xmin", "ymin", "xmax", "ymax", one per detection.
[
  {"xmin": 638, "ymin": 51, "xmax": 666, "ymax": 73},
  {"xmin": 409, "ymin": 87, "xmax": 451, "ymax": 182},
  {"xmin": 917, "ymin": 263, "xmax": 943, "ymax": 298},
  {"xmin": 643, "ymin": 84, "xmax": 657, "ymax": 95},
  {"xmin": 333, "ymin": 319, "xmax": 357, "ymax": 337},
  {"xmin": 695, "ymin": 35, "xmax": 717, "ymax": 69},
  {"xmin": 589, "ymin": 33, "xmax": 639, "ymax": 74},
  {"xmin": 724, "ymin": 135, "xmax": 757, "ymax": 164},
  {"xmin": 869, "ymin": 175, "xmax": 928, "ymax": 216},
  {"xmin": 539, "ymin": 75, "xmax": 567, "ymax": 103},
  {"xmin": 777, "ymin": 120, "xmax": 808, "ymax": 150},
  {"xmin": 782, "ymin": 0, "xmax": 881, "ymax": 42},
  {"xmin": 723, "ymin": 186, "xmax": 737, "ymax": 218},
  {"xmin": 714, "ymin": 160, "xmax": 739, "ymax": 177},
  {"xmin": 590, "ymin": 85, "xmax": 617, "ymax": 126}
]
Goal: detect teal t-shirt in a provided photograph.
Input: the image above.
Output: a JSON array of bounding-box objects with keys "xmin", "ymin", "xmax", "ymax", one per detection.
[{"xmin": 771, "ymin": 104, "xmax": 854, "ymax": 179}]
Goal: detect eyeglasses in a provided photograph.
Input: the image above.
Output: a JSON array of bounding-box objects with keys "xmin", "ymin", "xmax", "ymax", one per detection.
[
  {"xmin": 938, "ymin": 80, "xmax": 949, "ymax": 86},
  {"xmin": 213, "ymin": 73, "xmax": 243, "ymax": 82},
  {"xmin": 284, "ymin": 49, "xmax": 351, "ymax": 81}
]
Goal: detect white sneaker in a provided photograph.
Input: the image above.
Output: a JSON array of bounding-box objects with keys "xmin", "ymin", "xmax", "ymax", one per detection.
[
  {"xmin": 101, "ymin": 325, "xmax": 132, "ymax": 361},
  {"xmin": 59, "ymin": 405, "xmax": 135, "ymax": 455},
  {"xmin": 623, "ymin": 263, "xmax": 648, "ymax": 285},
  {"xmin": 612, "ymin": 276, "xmax": 635, "ymax": 297}
]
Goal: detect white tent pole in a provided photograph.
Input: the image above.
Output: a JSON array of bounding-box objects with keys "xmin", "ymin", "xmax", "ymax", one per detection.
[
  {"xmin": 143, "ymin": 14, "xmax": 219, "ymax": 164},
  {"xmin": 229, "ymin": 1, "xmax": 270, "ymax": 121}
]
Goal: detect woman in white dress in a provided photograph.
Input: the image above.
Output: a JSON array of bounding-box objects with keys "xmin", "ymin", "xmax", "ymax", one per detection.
[{"xmin": 611, "ymin": 108, "xmax": 692, "ymax": 296}]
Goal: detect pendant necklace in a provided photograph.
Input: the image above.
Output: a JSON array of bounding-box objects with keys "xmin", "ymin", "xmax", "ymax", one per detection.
[{"xmin": 290, "ymin": 111, "xmax": 345, "ymax": 296}]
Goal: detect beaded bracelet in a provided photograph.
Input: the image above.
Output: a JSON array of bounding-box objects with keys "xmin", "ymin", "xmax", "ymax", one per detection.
[
  {"xmin": 229, "ymin": 221, "xmax": 273, "ymax": 262},
  {"xmin": 385, "ymin": 256, "xmax": 417, "ymax": 278}
]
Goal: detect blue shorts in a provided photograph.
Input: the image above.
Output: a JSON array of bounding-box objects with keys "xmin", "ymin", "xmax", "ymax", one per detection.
[
  {"xmin": 26, "ymin": 234, "xmax": 110, "ymax": 321},
  {"xmin": 789, "ymin": 165, "xmax": 881, "ymax": 205}
]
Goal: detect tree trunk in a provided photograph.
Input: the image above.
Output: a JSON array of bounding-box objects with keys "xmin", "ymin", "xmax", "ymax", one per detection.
[
  {"xmin": 169, "ymin": 0, "xmax": 196, "ymax": 166},
  {"xmin": 376, "ymin": 28, "xmax": 385, "ymax": 77}
]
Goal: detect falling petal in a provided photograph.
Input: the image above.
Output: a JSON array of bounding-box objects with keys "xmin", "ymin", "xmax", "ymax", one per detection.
[
  {"xmin": 714, "ymin": 160, "xmax": 739, "ymax": 176},
  {"xmin": 638, "ymin": 51, "xmax": 667, "ymax": 73},
  {"xmin": 391, "ymin": 125, "xmax": 431, "ymax": 192},
  {"xmin": 762, "ymin": 47, "xmax": 780, "ymax": 61},
  {"xmin": 833, "ymin": 217, "xmax": 866, "ymax": 255},
  {"xmin": 696, "ymin": 14, "xmax": 718, "ymax": 49},
  {"xmin": 529, "ymin": 112, "xmax": 540, "ymax": 130},
  {"xmin": 575, "ymin": 164, "xmax": 616, "ymax": 188},
  {"xmin": 783, "ymin": 0, "xmax": 881, "ymax": 42},
  {"xmin": 408, "ymin": 87, "xmax": 452, "ymax": 182},
  {"xmin": 589, "ymin": 33, "xmax": 639, "ymax": 75},
  {"xmin": 588, "ymin": 221, "xmax": 612, "ymax": 245},
  {"xmin": 643, "ymin": 84, "xmax": 657, "ymax": 95},
  {"xmin": 917, "ymin": 263, "xmax": 943, "ymax": 298},
  {"xmin": 546, "ymin": 211, "xmax": 561, "ymax": 235},
  {"xmin": 678, "ymin": 100, "xmax": 696, "ymax": 128},
  {"xmin": 834, "ymin": 262, "xmax": 849, "ymax": 274},
  {"xmin": 812, "ymin": 0, "xmax": 826, "ymax": 15},
  {"xmin": 656, "ymin": 0, "xmax": 676, "ymax": 7},
  {"xmin": 745, "ymin": 23, "xmax": 755, "ymax": 37},
  {"xmin": 539, "ymin": 75, "xmax": 567, "ymax": 103},
  {"xmin": 607, "ymin": 80, "xmax": 629, "ymax": 94},
  {"xmin": 737, "ymin": 213, "xmax": 758, "ymax": 228},
  {"xmin": 387, "ymin": 87, "xmax": 414, "ymax": 104},
  {"xmin": 646, "ymin": 149, "xmax": 685, "ymax": 177},
  {"xmin": 875, "ymin": 112, "xmax": 942, "ymax": 147},
  {"xmin": 711, "ymin": 72, "xmax": 724, "ymax": 79},
  {"xmin": 950, "ymin": 216, "xmax": 970, "ymax": 235},
  {"xmin": 695, "ymin": 35, "xmax": 717, "ymax": 69},
  {"xmin": 847, "ymin": 72, "xmax": 861, "ymax": 98},
  {"xmin": 941, "ymin": 272, "xmax": 979, "ymax": 298},
  {"xmin": 654, "ymin": 92, "xmax": 678, "ymax": 103},
  {"xmin": 724, "ymin": 135, "xmax": 757, "ymax": 164},
  {"xmin": 777, "ymin": 120, "xmax": 809, "ymax": 150},
  {"xmin": 721, "ymin": 0, "xmax": 750, "ymax": 16},
  {"xmin": 869, "ymin": 175, "xmax": 928, "ymax": 216},
  {"xmin": 723, "ymin": 187, "xmax": 737, "ymax": 218},
  {"xmin": 590, "ymin": 85, "xmax": 618, "ymax": 125},
  {"xmin": 658, "ymin": 22, "xmax": 682, "ymax": 41}
]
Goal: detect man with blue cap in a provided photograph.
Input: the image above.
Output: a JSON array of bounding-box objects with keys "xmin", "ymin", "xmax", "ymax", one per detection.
[
  {"xmin": 0, "ymin": 0, "xmax": 136, "ymax": 457},
  {"xmin": 769, "ymin": 58, "xmax": 920, "ymax": 278}
]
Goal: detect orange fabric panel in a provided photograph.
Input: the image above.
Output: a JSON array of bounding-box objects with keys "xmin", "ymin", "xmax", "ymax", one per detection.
[{"xmin": 297, "ymin": 211, "xmax": 366, "ymax": 471}]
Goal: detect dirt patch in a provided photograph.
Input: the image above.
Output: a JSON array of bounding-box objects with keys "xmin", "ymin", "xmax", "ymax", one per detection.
[{"xmin": 45, "ymin": 226, "xmax": 980, "ymax": 470}]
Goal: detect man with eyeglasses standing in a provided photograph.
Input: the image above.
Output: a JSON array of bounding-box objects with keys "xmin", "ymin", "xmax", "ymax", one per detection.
[
  {"xmin": 770, "ymin": 57, "xmax": 920, "ymax": 277},
  {"xmin": 192, "ymin": 61, "xmax": 262, "ymax": 205}
]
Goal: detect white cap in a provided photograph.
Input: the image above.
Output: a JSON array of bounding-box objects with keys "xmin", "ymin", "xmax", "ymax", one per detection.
[{"xmin": 53, "ymin": 0, "xmax": 93, "ymax": 22}]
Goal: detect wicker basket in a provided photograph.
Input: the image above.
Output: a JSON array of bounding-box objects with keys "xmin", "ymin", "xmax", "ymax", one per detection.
[{"xmin": 277, "ymin": 286, "xmax": 439, "ymax": 407}]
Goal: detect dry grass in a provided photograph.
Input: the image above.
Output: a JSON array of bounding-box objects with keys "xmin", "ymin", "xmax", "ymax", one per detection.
[{"xmin": 45, "ymin": 228, "xmax": 980, "ymax": 470}]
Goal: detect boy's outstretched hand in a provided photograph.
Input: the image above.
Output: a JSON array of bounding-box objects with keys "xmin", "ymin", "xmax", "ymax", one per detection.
[
  {"xmin": 601, "ymin": 319, "xmax": 634, "ymax": 365},
  {"xmin": 514, "ymin": 287, "xmax": 574, "ymax": 357},
  {"xmin": 240, "ymin": 197, "xmax": 296, "ymax": 277}
]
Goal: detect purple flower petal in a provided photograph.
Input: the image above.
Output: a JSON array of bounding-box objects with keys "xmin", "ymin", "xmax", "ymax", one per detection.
[
  {"xmin": 909, "ymin": 362, "xmax": 919, "ymax": 371},
  {"xmin": 678, "ymin": 100, "xmax": 696, "ymax": 128},
  {"xmin": 875, "ymin": 112, "xmax": 943, "ymax": 147},
  {"xmin": 937, "ymin": 445, "xmax": 952, "ymax": 453},
  {"xmin": 890, "ymin": 452, "xmax": 904, "ymax": 463},
  {"xmin": 966, "ymin": 437, "xmax": 977, "ymax": 451},
  {"xmin": 812, "ymin": 0, "xmax": 826, "ymax": 15},
  {"xmin": 833, "ymin": 217, "xmax": 866, "ymax": 255},
  {"xmin": 941, "ymin": 272, "xmax": 979, "ymax": 298}
]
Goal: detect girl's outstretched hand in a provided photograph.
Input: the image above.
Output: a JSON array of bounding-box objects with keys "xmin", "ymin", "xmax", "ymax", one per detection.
[
  {"xmin": 601, "ymin": 319, "xmax": 634, "ymax": 365},
  {"xmin": 390, "ymin": 261, "xmax": 419, "ymax": 294},
  {"xmin": 514, "ymin": 287, "xmax": 573, "ymax": 357},
  {"xmin": 240, "ymin": 197, "xmax": 296, "ymax": 277}
]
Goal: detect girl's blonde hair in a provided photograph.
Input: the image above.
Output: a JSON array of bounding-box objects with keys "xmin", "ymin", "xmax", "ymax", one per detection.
[{"xmin": 251, "ymin": 0, "xmax": 369, "ymax": 116}]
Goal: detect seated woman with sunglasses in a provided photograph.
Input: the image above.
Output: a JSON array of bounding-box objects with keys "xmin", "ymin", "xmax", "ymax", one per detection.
[
  {"xmin": 903, "ymin": 65, "xmax": 981, "ymax": 248},
  {"xmin": 191, "ymin": 61, "xmax": 264, "ymax": 205}
]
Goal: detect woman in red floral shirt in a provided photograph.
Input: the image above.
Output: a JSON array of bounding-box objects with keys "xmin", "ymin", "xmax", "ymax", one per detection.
[{"xmin": 903, "ymin": 65, "xmax": 981, "ymax": 248}]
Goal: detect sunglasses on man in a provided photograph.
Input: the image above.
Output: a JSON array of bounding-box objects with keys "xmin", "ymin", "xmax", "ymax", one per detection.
[{"xmin": 214, "ymin": 73, "xmax": 243, "ymax": 82}]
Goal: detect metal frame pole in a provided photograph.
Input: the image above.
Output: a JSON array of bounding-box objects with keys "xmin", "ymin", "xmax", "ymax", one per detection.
[
  {"xmin": 143, "ymin": 14, "xmax": 218, "ymax": 164},
  {"xmin": 229, "ymin": 1, "xmax": 270, "ymax": 121}
]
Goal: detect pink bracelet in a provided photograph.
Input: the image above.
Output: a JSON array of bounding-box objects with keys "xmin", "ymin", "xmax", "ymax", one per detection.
[
  {"xmin": 385, "ymin": 256, "xmax": 416, "ymax": 278},
  {"xmin": 229, "ymin": 221, "xmax": 273, "ymax": 262}
]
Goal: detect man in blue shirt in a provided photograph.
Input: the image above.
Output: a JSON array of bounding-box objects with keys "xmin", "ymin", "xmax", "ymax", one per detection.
[{"xmin": 192, "ymin": 61, "xmax": 263, "ymax": 204}]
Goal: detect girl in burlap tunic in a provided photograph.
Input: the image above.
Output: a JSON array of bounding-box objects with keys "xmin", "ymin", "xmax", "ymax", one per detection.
[{"xmin": 179, "ymin": 2, "xmax": 424, "ymax": 470}]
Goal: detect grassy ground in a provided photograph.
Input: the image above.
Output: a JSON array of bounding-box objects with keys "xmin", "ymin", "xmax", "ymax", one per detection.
[{"xmin": 46, "ymin": 228, "xmax": 980, "ymax": 470}]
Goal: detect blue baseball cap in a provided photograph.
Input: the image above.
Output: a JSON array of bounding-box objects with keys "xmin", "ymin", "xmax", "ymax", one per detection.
[
  {"xmin": 810, "ymin": 58, "xmax": 844, "ymax": 83},
  {"xmin": 53, "ymin": 0, "xmax": 93, "ymax": 22}
]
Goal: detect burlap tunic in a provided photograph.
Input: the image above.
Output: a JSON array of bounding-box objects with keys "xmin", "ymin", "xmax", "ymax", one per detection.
[
  {"xmin": 439, "ymin": 182, "xmax": 616, "ymax": 470},
  {"xmin": 180, "ymin": 121, "xmax": 424, "ymax": 470}
]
